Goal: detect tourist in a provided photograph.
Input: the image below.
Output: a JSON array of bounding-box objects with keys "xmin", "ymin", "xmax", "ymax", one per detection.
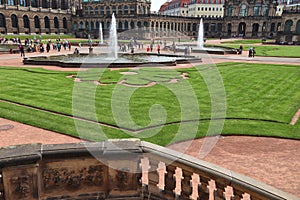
[
  {"xmin": 68, "ymin": 42, "xmax": 72, "ymax": 51},
  {"xmin": 248, "ymin": 47, "xmax": 253, "ymax": 57},
  {"xmin": 46, "ymin": 42, "xmax": 51, "ymax": 53},
  {"xmin": 147, "ymin": 46, "xmax": 150, "ymax": 52},
  {"xmin": 238, "ymin": 45, "xmax": 243, "ymax": 55},
  {"xmin": 252, "ymin": 47, "xmax": 256, "ymax": 57},
  {"xmin": 150, "ymin": 43, "xmax": 153, "ymax": 52},
  {"xmin": 74, "ymin": 48, "xmax": 79, "ymax": 54},
  {"xmin": 19, "ymin": 45, "xmax": 25, "ymax": 57},
  {"xmin": 157, "ymin": 44, "xmax": 161, "ymax": 54},
  {"xmin": 187, "ymin": 46, "xmax": 192, "ymax": 56},
  {"xmin": 57, "ymin": 42, "xmax": 61, "ymax": 52},
  {"xmin": 184, "ymin": 46, "xmax": 188, "ymax": 56}
]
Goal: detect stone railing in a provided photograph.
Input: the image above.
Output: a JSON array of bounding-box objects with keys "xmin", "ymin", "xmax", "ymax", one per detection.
[{"xmin": 0, "ymin": 139, "xmax": 297, "ymax": 200}]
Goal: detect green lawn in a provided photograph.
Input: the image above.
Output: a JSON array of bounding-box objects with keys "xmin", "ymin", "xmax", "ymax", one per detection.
[
  {"xmin": 0, "ymin": 63, "xmax": 300, "ymax": 146},
  {"xmin": 0, "ymin": 34, "xmax": 74, "ymax": 40},
  {"xmin": 215, "ymin": 44, "xmax": 300, "ymax": 58},
  {"xmin": 220, "ymin": 39, "xmax": 274, "ymax": 44}
]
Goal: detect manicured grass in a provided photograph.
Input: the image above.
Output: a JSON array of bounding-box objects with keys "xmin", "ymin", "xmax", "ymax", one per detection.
[
  {"xmin": 216, "ymin": 44, "xmax": 300, "ymax": 58},
  {"xmin": 0, "ymin": 63, "xmax": 300, "ymax": 146},
  {"xmin": 220, "ymin": 39, "xmax": 271, "ymax": 44}
]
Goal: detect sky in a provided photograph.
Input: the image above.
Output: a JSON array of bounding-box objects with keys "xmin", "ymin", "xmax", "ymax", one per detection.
[{"xmin": 151, "ymin": 0, "xmax": 166, "ymax": 12}]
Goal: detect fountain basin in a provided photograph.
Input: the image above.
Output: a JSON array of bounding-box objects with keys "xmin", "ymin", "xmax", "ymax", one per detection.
[
  {"xmin": 23, "ymin": 53, "xmax": 202, "ymax": 68},
  {"xmin": 175, "ymin": 45, "xmax": 237, "ymax": 55}
]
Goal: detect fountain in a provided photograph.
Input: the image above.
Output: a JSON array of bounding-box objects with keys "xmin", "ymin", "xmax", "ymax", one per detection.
[
  {"xmin": 197, "ymin": 18, "xmax": 204, "ymax": 49},
  {"xmin": 108, "ymin": 13, "xmax": 118, "ymax": 59},
  {"xmin": 23, "ymin": 14, "xmax": 202, "ymax": 68},
  {"xmin": 175, "ymin": 18, "xmax": 237, "ymax": 55},
  {"xmin": 99, "ymin": 23, "xmax": 104, "ymax": 44}
]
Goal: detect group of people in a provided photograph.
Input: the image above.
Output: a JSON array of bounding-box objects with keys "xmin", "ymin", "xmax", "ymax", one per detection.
[
  {"xmin": 184, "ymin": 46, "xmax": 192, "ymax": 56},
  {"xmin": 237, "ymin": 45, "xmax": 256, "ymax": 57}
]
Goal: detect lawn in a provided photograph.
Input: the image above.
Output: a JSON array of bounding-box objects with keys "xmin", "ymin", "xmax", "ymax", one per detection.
[
  {"xmin": 0, "ymin": 63, "xmax": 300, "ymax": 146},
  {"xmin": 215, "ymin": 44, "xmax": 300, "ymax": 58}
]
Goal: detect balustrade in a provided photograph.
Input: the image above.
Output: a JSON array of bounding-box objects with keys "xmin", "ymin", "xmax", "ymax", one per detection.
[{"xmin": 0, "ymin": 140, "xmax": 297, "ymax": 200}]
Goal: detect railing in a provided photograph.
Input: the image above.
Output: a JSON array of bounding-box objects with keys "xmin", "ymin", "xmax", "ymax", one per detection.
[{"xmin": 0, "ymin": 139, "xmax": 297, "ymax": 200}]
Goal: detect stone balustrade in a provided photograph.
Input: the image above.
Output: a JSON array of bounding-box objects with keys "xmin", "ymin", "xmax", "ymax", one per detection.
[{"xmin": 0, "ymin": 139, "xmax": 297, "ymax": 200}]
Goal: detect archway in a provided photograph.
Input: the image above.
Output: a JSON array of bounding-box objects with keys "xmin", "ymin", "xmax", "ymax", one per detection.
[
  {"xmin": 252, "ymin": 23, "xmax": 259, "ymax": 37},
  {"xmin": 238, "ymin": 22, "xmax": 246, "ymax": 37}
]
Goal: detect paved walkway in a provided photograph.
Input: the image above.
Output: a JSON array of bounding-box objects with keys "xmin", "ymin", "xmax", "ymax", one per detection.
[{"xmin": 0, "ymin": 42, "xmax": 299, "ymax": 197}]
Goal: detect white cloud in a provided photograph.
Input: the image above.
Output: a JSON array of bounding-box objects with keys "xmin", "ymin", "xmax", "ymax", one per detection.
[{"xmin": 151, "ymin": 0, "xmax": 166, "ymax": 11}]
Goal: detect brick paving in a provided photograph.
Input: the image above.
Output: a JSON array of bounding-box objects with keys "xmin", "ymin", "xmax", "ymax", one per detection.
[{"xmin": 0, "ymin": 42, "xmax": 299, "ymax": 197}]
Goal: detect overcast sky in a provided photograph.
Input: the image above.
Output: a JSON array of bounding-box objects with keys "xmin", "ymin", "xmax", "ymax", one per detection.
[{"xmin": 151, "ymin": 0, "xmax": 166, "ymax": 11}]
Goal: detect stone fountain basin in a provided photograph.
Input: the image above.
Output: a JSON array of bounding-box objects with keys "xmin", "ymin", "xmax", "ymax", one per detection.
[
  {"xmin": 23, "ymin": 53, "xmax": 201, "ymax": 68},
  {"xmin": 175, "ymin": 45, "xmax": 237, "ymax": 55}
]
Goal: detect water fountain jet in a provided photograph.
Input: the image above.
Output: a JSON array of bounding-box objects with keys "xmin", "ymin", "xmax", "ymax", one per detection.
[
  {"xmin": 108, "ymin": 13, "xmax": 118, "ymax": 59},
  {"xmin": 99, "ymin": 23, "xmax": 104, "ymax": 44},
  {"xmin": 197, "ymin": 18, "xmax": 204, "ymax": 49}
]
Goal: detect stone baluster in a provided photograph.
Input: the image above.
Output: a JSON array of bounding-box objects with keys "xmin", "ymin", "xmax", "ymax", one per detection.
[
  {"xmin": 214, "ymin": 181, "xmax": 227, "ymax": 200},
  {"xmin": 147, "ymin": 158, "xmax": 160, "ymax": 196},
  {"xmin": 0, "ymin": 172, "xmax": 4, "ymax": 200},
  {"xmin": 231, "ymin": 188, "xmax": 245, "ymax": 200},
  {"xmin": 180, "ymin": 169, "xmax": 193, "ymax": 199},
  {"xmin": 164, "ymin": 165, "xmax": 176, "ymax": 198},
  {"xmin": 198, "ymin": 176, "xmax": 210, "ymax": 200}
]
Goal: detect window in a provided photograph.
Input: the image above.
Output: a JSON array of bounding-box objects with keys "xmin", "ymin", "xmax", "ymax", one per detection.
[
  {"xmin": 54, "ymin": 17, "xmax": 59, "ymax": 28},
  {"xmin": 253, "ymin": 4, "xmax": 261, "ymax": 16},
  {"xmin": 44, "ymin": 16, "xmax": 50, "ymax": 28},
  {"xmin": 20, "ymin": 0, "xmax": 27, "ymax": 6},
  {"xmin": 228, "ymin": 5, "xmax": 233, "ymax": 16},
  {"xmin": 63, "ymin": 17, "xmax": 67, "ymax": 29},
  {"xmin": 23, "ymin": 15, "xmax": 30, "ymax": 28},
  {"xmin": 0, "ymin": 14, "xmax": 6, "ymax": 28},
  {"xmin": 11, "ymin": 14, "xmax": 18, "ymax": 27},
  {"xmin": 239, "ymin": 4, "xmax": 248, "ymax": 16},
  {"xmin": 263, "ymin": 5, "xmax": 269, "ymax": 16},
  {"xmin": 8, "ymin": 0, "xmax": 14, "ymax": 5},
  {"xmin": 34, "ymin": 16, "xmax": 40, "ymax": 28}
]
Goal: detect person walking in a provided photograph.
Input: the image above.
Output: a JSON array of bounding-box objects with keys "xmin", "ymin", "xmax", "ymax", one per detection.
[
  {"xmin": 19, "ymin": 45, "xmax": 25, "ymax": 57},
  {"xmin": 157, "ymin": 44, "xmax": 161, "ymax": 54},
  {"xmin": 46, "ymin": 42, "xmax": 51, "ymax": 53}
]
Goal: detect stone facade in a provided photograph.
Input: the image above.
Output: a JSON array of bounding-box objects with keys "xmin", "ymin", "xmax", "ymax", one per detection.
[{"xmin": 0, "ymin": 0, "xmax": 299, "ymax": 42}]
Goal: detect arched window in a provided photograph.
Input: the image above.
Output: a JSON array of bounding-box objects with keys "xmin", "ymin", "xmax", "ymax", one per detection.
[
  {"xmin": 144, "ymin": 21, "xmax": 148, "ymax": 28},
  {"xmin": 20, "ymin": 0, "xmax": 27, "ymax": 6},
  {"xmin": 23, "ymin": 15, "xmax": 30, "ymax": 28},
  {"xmin": 112, "ymin": 6, "xmax": 116, "ymax": 14},
  {"xmin": 31, "ymin": 0, "xmax": 38, "ymax": 7},
  {"xmin": 11, "ymin": 14, "xmax": 18, "ymax": 28},
  {"xmin": 79, "ymin": 21, "xmax": 83, "ymax": 29},
  {"xmin": 42, "ymin": 0, "xmax": 48, "ymax": 8},
  {"xmin": 296, "ymin": 20, "xmax": 300, "ymax": 34},
  {"xmin": 130, "ymin": 21, "xmax": 134, "ymax": 29},
  {"xmin": 130, "ymin": 5, "xmax": 135, "ymax": 14},
  {"xmin": 44, "ymin": 16, "xmax": 50, "ymax": 28},
  {"xmin": 34, "ymin": 16, "xmax": 40, "ymax": 28},
  {"xmin": 100, "ymin": 6, "xmax": 104, "ymax": 14},
  {"xmin": 270, "ymin": 23, "xmax": 275, "ymax": 32},
  {"xmin": 284, "ymin": 20, "xmax": 293, "ymax": 32},
  {"xmin": 96, "ymin": 21, "xmax": 99, "ymax": 28},
  {"xmin": 217, "ymin": 23, "xmax": 222, "ymax": 32},
  {"xmin": 239, "ymin": 4, "xmax": 248, "ymax": 16},
  {"xmin": 85, "ymin": 21, "xmax": 89, "ymax": 30},
  {"xmin": 63, "ymin": 17, "xmax": 67, "ymax": 29},
  {"xmin": 73, "ymin": 22, "xmax": 78, "ymax": 30},
  {"xmin": 263, "ymin": 5, "xmax": 269, "ymax": 16},
  {"xmin": 137, "ymin": 21, "xmax": 142, "ymax": 29},
  {"xmin": 61, "ymin": 0, "xmax": 68, "ymax": 9},
  {"xmin": 54, "ymin": 17, "xmax": 59, "ymax": 28},
  {"xmin": 89, "ymin": 7, "xmax": 94, "ymax": 14},
  {"xmin": 107, "ymin": 21, "xmax": 110, "ymax": 29},
  {"xmin": 118, "ymin": 21, "xmax": 122, "ymax": 29},
  {"xmin": 106, "ymin": 6, "xmax": 110, "ymax": 15},
  {"xmin": 253, "ymin": 4, "xmax": 261, "ymax": 16},
  {"xmin": 7, "ymin": 0, "xmax": 14, "ymax": 5},
  {"xmin": 52, "ymin": 0, "xmax": 57, "ymax": 9},
  {"xmin": 118, "ymin": 5, "xmax": 122, "ymax": 14},
  {"xmin": 124, "ymin": 5, "xmax": 128, "ymax": 14},
  {"xmin": 95, "ymin": 6, "xmax": 99, "ymax": 14},
  {"xmin": 227, "ymin": 23, "xmax": 232, "ymax": 35},
  {"xmin": 228, "ymin": 5, "xmax": 233, "ymax": 16},
  {"xmin": 124, "ymin": 21, "xmax": 128, "ymax": 30},
  {"xmin": 91, "ymin": 21, "xmax": 94, "ymax": 30},
  {"xmin": 0, "ymin": 13, "xmax": 6, "ymax": 28}
]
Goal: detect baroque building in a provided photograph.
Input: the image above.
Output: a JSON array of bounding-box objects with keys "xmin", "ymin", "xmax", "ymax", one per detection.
[
  {"xmin": 0, "ymin": 0, "xmax": 299, "ymax": 42},
  {"xmin": 0, "ymin": 0, "xmax": 78, "ymax": 34}
]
